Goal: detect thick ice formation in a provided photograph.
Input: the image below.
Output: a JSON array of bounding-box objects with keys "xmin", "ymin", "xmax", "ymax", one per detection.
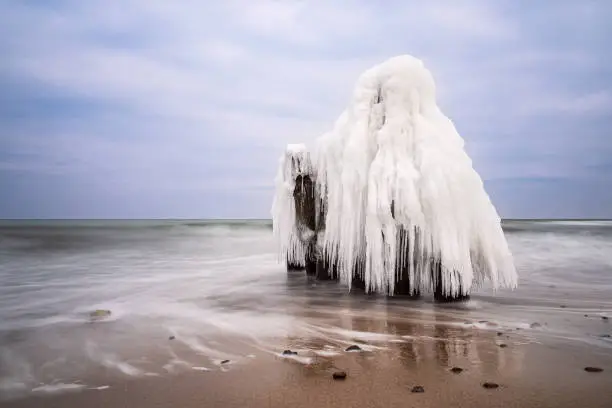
[
  {"xmin": 271, "ymin": 55, "xmax": 518, "ymax": 298},
  {"xmin": 315, "ymin": 55, "xmax": 517, "ymax": 296},
  {"xmin": 271, "ymin": 144, "xmax": 312, "ymax": 266}
]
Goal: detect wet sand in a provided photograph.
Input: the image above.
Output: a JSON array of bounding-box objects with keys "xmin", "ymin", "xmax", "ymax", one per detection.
[
  {"xmin": 2, "ymin": 220, "xmax": 612, "ymax": 406},
  {"xmin": 3, "ymin": 312, "xmax": 611, "ymax": 408}
]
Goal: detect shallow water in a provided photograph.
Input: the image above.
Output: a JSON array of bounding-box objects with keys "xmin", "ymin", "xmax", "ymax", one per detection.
[{"xmin": 0, "ymin": 219, "xmax": 611, "ymax": 399}]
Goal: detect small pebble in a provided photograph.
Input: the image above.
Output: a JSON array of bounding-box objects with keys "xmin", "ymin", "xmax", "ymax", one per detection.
[
  {"xmin": 603, "ymin": 316, "xmax": 609, "ymax": 321},
  {"xmin": 560, "ymin": 305, "xmax": 567, "ymax": 308},
  {"xmin": 411, "ymin": 385, "xmax": 425, "ymax": 393},
  {"xmin": 168, "ymin": 336, "xmax": 175, "ymax": 340},
  {"xmin": 450, "ymin": 367, "xmax": 463, "ymax": 374},
  {"xmin": 332, "ymin": 371, "xmax": 347, "ymax": 380},
  {"xmin": 584, "ymin": 314, "xmax": 589, "ymax": 317},
  {"xmin": 600, "ymin": 334, "xmax": 611, "ymax": 338},
  {"xmin": 496, "ymin": 332, "xmax": 503, "ymax": 336},
  {"xmin": 584, "ymin": 367, "xmax": 603, "ymax": 373},
  {"xmin": 282, "ymin": 350, "xmax": 297, "ymax": 356},
  {"xmin": 530, "ymin": 323, "xmax": 542, "ymax": 328},
  {"xmin": 220, "ymin": 360, "xmax": 230, "ymax": 365},
  {"xmin": 482, "ymin": 382, "xmax": 499, "ymax": 389},
  {"xmin": 499, "ymin": 344, "xmax": 508, "ymax": 348},
  {"xmin": 345, "ymin": 345, "xmax": 362, "ymax": 352}
]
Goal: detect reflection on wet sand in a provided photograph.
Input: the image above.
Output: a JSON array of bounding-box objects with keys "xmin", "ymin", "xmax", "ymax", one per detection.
[{"xmin": 278, "ymin": 273, "xmax": 528, "ymax": 382}]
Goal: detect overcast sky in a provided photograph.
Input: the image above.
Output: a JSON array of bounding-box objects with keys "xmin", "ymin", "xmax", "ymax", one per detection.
[{"xmin": 1, "ymin": 0, "xmax": 611, "ymax": 219}]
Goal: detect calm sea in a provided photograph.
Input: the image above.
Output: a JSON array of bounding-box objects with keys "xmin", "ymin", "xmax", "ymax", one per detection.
[{"xmin": 1, "ymin": 219, "xmax": 611, "ymax": 398}]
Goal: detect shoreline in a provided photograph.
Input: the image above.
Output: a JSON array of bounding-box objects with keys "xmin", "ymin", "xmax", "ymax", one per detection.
[{"xmin": 2, "ymin": 316, "xmax": 611, "ymax": 408}]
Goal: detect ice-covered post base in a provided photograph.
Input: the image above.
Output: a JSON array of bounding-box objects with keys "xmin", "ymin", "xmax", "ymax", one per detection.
[
  {"xmin": 390, "ymin": 213, "xmax": 421, "ymax": 298},
  {"xmin": 293, "ymin": 173, "xmax": 318, "ymax": 276},
  {"xmin": 432, "ymin": 262, "xmax": 470, "ymax": 302},
  {"xmin": 433, "ymin": 288, "xmax": 470, "ymax": 302},
  {"xmin": 272, "ymin": 144, "xmax": 314, "ymax": 272},
  {"xmin": 315, "ymin": 253, "xmax": 337, "ymax": 281},
  {"xmin": 286, "ymin": 260, "xmax": 305, "ymax": 270}
]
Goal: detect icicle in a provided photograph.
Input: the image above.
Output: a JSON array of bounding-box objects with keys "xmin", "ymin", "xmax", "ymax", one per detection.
[
  {"xmin": 271, "ymin": 144, "xmax": 313, "ymax": 268},
  {"xmin": 312, "ymin": 55, "xmax": 517, "ymax": 297}
]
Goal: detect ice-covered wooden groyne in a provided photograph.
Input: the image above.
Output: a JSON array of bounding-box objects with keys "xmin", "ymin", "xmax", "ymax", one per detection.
[{"xmin": 272, "ymin": 55, "xmax": 517, "ymax": 301}]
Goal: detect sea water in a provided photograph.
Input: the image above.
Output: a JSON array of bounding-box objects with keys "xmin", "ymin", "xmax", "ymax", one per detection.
[{"xmin": 0, "ymin": 219, "xmax": 611, "ymax": 399}]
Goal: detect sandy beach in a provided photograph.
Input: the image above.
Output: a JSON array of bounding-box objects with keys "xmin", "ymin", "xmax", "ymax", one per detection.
[
  {"xmin": 2, "ymin": 303, "xmax": 611, "ymax": 408},
  {"xmin": 2, "ymin": 220, "xmax": 611, "ymax": 407}
]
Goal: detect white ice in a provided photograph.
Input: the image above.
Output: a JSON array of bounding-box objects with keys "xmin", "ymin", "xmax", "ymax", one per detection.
[
  {"xmin": 272, "ymin": 55, "xmax": 518, "ymax": 297},
  {"xmin": 271, "ymin": 144, "xmax": 312, "ymax": 266}
]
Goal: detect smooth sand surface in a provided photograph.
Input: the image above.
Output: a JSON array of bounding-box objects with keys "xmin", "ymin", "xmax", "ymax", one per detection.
[{"xmin": 3, "ymin": 323, "xmax": 611, "ymax": 408}]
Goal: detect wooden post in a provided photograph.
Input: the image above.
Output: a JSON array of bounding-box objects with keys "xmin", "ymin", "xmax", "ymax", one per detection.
[
  {"xmin": 432, "ymin": 261, "xmax": 470, "ymax": 302},
  {"xmin": 293, "ymin": 174, "xmax": 318, "ymax": 276},
  {"xmin": 286, "ymin": 260, "xmax": 305, "ymax": 270}
]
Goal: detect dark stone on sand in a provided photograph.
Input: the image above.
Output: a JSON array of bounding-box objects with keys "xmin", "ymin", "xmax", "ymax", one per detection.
[
  {"xmin": 220, "ymin": 360, "xmax": 230, "ymax": 364},
  {"xmin": 450, "ymin": 367, "xmax": 463, "ymax": 374},
  {"xmin": 89, "ymin": 309, "xmax": 112, "ymax": 321},
  {"xmin": 499, "ymin": 344, "xmax": 508, "ymax": 348},
  {"xmin": 584, "ymin": 367, "xmax": 603, "ymax": 373},
  {"xmin": 482, "ymin": 382, "xmax": 499, "ymax": 389},
  {"xmin": 282, "ymin": 350, "xmax": 298, "ymax": 356},
  {"xmin": 600, "ymin": 334, "xmax": 611, "ymax": 338},
  {"xmin": 168, "ymin": 336, "xmax": 175, "ymax": 340},
  {"xmin": 584, "ymin": 314, "xmax": 589, "ymax": 317},
  {"xmin": 332, "ymin": 371, "xmax": 347, "ymax": 380},
  {"xmin": 602, "ymin": 316, "xmax": 609, "ymax": 321},
  {"xmin": 345, "ymin": 345, "xmax": 362, "ymax": 352},
  {"xmin": 560, "ymin": 305, "xmax": 567, "ymax": 308},
  {"xmin": 497, "ymin": 332, "xmax": 503, "ymax": 336},
  {"xmin": 411, "ymin": 385, "xmax": 425, "ymax": 393},
  {"xmin": 530, "ymin": 322, "xmax": 542, "ymax": 328}
]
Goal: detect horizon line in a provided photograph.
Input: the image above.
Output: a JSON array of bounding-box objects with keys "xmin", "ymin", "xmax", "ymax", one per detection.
[{"xmin": 1, "ymin": 218, "xmax": 611, "ymax": 222}]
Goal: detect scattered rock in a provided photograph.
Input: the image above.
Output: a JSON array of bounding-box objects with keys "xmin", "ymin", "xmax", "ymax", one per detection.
[
  {"xmin": 332, "ymin": 371, "xmax": 347, "ymax": 380},
  {"xmin": 482, "ymin": 382, "xmax": 499, "ymax": 389},
  {"xmin": 499, "ymin": 344, "xmax": 508, "ymax": 348},
  {"xmin": 411, "ymin": 385, "xmax": 425, "ymax": 393},
  {"xmin": 345, "ymin": 345, "xmax": 362, "ymax": 352},
  {"xmin": 450, "ymin": 367, "xmax": 463, "ymax": 374},
  {"xmin": 584, "ymin": 367, "xmax": 603, "ymax": 373},
  {"xmin": 168, "ymin": 336, "xmax": 175, "ymax": 340},
  {"xmin": 602, "ymin": 316, "xmax": 609, "ymax": 321},
  {"xmin": 584, "ymin": 314, "xmax": 589, "ymax": 317},
  {"xmin": 478, "ymin": 320, "xmax": 488, "ymax": 324},
  {"xmin": 599, "ymin": 334, "xmax": 611, "ymax": 338},
  {"xmin": 220, "ymin": 360, "xmax": 230, "ymax": 365},
  {"xmin": 282, "ymin": 350, "xmax": 298, "ymax": 356},
  {"xmin": 560, "ymin": 305, "xmax": 567, "ymax": 308},
  {"xmin": 497, "ymin": 332, "xmax": 503, "ymax": 336},
  {"xmin": 530, "ymin": 323, "xmax": 542, "ymax": 328}
]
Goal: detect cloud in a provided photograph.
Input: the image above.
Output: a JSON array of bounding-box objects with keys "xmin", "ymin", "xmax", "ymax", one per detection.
[{"xmin": 1, "ymin": 0, "xmax": 611, "ymax": 218}]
